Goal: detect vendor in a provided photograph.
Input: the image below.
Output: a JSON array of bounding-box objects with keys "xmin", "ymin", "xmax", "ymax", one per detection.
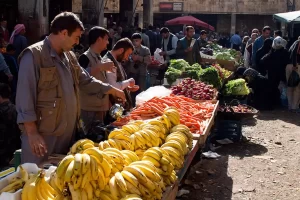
[
  {"xmin": 16, "ymin": 12, "xmax": 126, "ymax": 164},
  {"xmin": 78, "ymin": 27, "xmax": 116, "ymax": 130},
  {"xmin": 103, "ymin": 38, "xmax": 136, "ymax": 111},
  {"xmin": 127, "ymin": 33, "xmax": 151, "ymax": 105},
  {"xmin": 235, "ymin": 67, "xmax": 271, "ymax": 110},
  {"xmin": 176, "ymin": 26, "xmax": 198, "ymax": 65},
  {"xmin": 159, "ymin": 27, "xmax": 178, "ymax": 64}
]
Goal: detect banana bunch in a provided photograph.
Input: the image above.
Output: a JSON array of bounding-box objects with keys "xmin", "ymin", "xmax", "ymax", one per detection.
[
  {"xmin": 0, "ymin": 165, "xmax": 28, "ymax": 194},
  {"xmin": 22, "ymin": 170, "xmax": 59, "ymax": 200},
  {"xmin": 122, "ymin": 150, "xmax": 140, "ymax": 165},
  {"xmin": 109, "ymin": 160, "xmax": 165, "ymax": 200},
  {"xmin": 170, "ymin": 124, "xmax": 193, "ymax": 149},
  {"xmin": 160, "ymin": 170, "xmax": 177, "ymax": 188},
  {"xmin": 103, "ymin": 148, "xmax": 126, "ymax": 174},
  {"xmin": 100, "ymin": 129, "xmax": 132, "ymax": 150},
  {"xmin": 163, "ymin": 107, "xmax": 180, "ymax": 127},
  {"xmin": 69, "ymin": 139, "xmax": 95, "ymax": 154}
]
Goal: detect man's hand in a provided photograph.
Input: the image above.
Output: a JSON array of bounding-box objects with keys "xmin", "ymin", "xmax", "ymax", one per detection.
[
  {"xmin": 112, "ymin": 88, "xmax": 126, "ymax": 103},
  {"xmin": 128, "ymin": 78, "xmax": 135, "ymax": 87},
  {"xmin": 159, "ymin": 51, "xmax": 166, "ymax": 56},
  {"xmin": 98, "ymin": 61, "xmax": 115, "ymax": 72},
  {"xmin": 185, "ymin": 47, "xmax": 193, "ymax": 52},
  {"xmin": 132, "ymin": 54, "xmax": 140, "ymax": 62},
  {"xmin": 27, "ymin": 132, "xmax": 47, "ymax": 157},
  {"xmin": 7, "ymin": 74, "xmax": 13, "ymax": 82}
]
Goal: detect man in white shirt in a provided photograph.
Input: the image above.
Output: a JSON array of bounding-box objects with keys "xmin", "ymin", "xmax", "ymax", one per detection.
[
  {"xmin": 159, "ymin": 27, "xmax": 178, "ymax": 64},
  {"xmin": 103, "ymin": 38, "xmax": 136, "ymax": 110}
]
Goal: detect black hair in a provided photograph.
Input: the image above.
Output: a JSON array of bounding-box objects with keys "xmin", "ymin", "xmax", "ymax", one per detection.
[
  {"xmin": 113, "ymin": 38, "xmax": 134, "ymax": 51},
  {"xmin": 0, "ymin": 83, "xmax": 11, "ymax": 99},
  {"xmin": 148, "ymin": 25, "xmax": 153, "ymax": 30},
  {"xmin": 6, "ymin": 44, "xmax": 16, "ymax": 52},
  {"xmin": 262, "ymin": 26, "xmax": 271, "ymax": 32},
  {"xmin": 274, "ymin": 30, "xmax": 282, "ymax": 37},
  {"xmin": 200, "ymin": 30, "xmax": 207, "ymax": 35},
  {"xmin": 235, "ymin": 31, "xmax": 239, "ymax": 35},
  {"xmin": 142, "ymin": 28, "xmax": 147, "ymax": 34},
  {"xmin": 186, "ymin": 26, "xmax": 194, "ymax": 32},
  {"xmin": 131, "ymin": 33, "xmax": 142, "ymax": 40},
  {"xmin": 160, "ymin": 27, "xmax": 169, "ymax": 34},
  {"xmin": 50, "ymin": 12, "xmax": 84, "ymax": 36},
  {"xmin": 88, "ymin": 26, "xmax": 109, "ymax": 46},
  {"xmin": 136, "ymin": 27, "xmax": 142, "ymax": 33}
]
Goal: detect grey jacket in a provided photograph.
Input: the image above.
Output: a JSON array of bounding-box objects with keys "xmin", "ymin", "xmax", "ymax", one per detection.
[{"xmin": 127, "ymin": 45, "xmax": 151, "ymax": 76}]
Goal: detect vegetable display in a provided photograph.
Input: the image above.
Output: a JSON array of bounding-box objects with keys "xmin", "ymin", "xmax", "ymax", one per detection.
[
  {"xmin": 198, "ymin": 67, "xmax": 222, "ymax": 89},
  {"xmin": 171, "ymin": 78, "xmax": 216, "ymax": 100},
  {"xmin": 165, "ymin": 68, "xmax": 181, "ymax": 85},
  {"xmin": 169, "ymin": 59, "xmax": 189, "ymax": 71},
  {"xmin": 224, "ymin": 78, "xmax": 250, "ymax": 96}
]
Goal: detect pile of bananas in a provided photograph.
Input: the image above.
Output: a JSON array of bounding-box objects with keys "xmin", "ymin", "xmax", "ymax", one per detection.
[
  {"xmin": 108, "ymin": 160, "xmax": 167, "ymax": 200},
  {"xmin": 0, "ymin": 166, "xmax": 29, "ymax": 194},
  {"xmin": 22, "ymin": 170, "xmax": 60, "ymax": 200}
]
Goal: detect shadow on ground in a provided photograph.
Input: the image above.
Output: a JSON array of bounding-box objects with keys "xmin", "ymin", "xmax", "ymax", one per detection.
[
  {"xmin": 179, "ymin": 135, "xmax": 267, "ymax": 200},
  {"xmin": 256, "ymin": 109, "xmax": 300, "ymax": 126}
]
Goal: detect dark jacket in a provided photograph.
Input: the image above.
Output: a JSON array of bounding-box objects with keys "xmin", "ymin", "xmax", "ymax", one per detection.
[
  {"xmin": 162, "ymin": 33, "xmax": 177, "ymax": 60},
  {"xmin": 176, "ymin": 37, "xmax": 197, "ymax": 65}
]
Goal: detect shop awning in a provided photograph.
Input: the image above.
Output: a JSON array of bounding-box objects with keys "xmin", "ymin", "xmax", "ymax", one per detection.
[
  {"xmin": 165, "ymin": 16, "xmax": 215, "ymax": 31},
  {"xmin": 273, "ymin": 11, "xmax": 300, "ymax": 24}
]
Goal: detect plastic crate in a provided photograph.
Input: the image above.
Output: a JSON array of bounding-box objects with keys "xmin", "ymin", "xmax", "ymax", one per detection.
[{"xmin": 212, "ymin": 120, "xmax": 242, "ymax": 143}]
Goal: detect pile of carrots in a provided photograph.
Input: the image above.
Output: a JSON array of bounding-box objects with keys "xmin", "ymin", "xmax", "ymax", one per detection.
[{"xmin": 113, "ymin": 95, "xmax": 217, "ymax": 135}]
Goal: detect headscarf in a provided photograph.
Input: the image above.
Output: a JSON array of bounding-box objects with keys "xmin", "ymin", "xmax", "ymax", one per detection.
[
  {"xmin": 9, "ymin": 24, "xmax": 25, "ymax": 44},
  {"xmin": 272, "ymin": 36, "xmax": 287, "ymax": 50}
]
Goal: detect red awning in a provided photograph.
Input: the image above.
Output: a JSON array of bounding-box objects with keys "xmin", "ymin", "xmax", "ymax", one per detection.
[{"xmin": 165, "ymin": 16, "xmax": 215, "ymax": 31}]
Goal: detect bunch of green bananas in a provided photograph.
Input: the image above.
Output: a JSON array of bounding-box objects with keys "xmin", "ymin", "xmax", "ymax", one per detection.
[{"xmin": 0, "ymin": 165, "xmax": 29, "ymax": 195}]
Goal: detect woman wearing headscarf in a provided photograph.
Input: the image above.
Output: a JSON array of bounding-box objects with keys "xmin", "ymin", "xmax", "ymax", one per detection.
[
  {"xmin": 244, "ymin": 33, "xmax": 258, "ymax": 68},
  {"xmin": 243, "ymin": 68, "xmax": 271, "ymax": 110},
  {"xmin": 260, "ymin": 36, "xmax": 289, "ymax": 108},
  {"xmin": 9, "ymin": 24, "xmax": 27, "ymax": 58},
  {"xmin": 286, "ymin": 38, "xmax": 300, "ymax": 112},
  {"xmin": 255, "ymin": 38, "xmax": 273, "ymax": 75}
]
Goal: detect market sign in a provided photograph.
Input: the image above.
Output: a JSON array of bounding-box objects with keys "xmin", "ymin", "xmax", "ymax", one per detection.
[{"xmin": 159, "ymin": 2, "xmax": 183, "ymax": 12}]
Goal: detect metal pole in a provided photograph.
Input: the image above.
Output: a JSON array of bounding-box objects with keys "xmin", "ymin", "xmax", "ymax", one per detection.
[{"xmin": 130, "ymin": 0, "xmax": 140, "ymax": 26}]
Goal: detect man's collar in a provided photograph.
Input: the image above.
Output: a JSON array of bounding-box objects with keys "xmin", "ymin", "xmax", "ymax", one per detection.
[
  {"xmin": 44, "ymin": 36, "xmax": 69, "ymax": 62},
  {"xmin": 88, "ymin": 48, "xmax": 101, "ymax": 59}
]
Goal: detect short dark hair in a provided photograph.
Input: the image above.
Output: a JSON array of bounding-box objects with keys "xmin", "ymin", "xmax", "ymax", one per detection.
[
  {"xmin": 50, "ymin": 12, "xmax": 84, "ymax": 36},
  {"xmin": 131, "ymin": 33, "xmax": 142, "ymax": 40},
  {"xmin": 262, "ymin": 26, "xmax": 271, "ymax": 32},
  {"xmin": 142, "ymin": 28, "xmax": 147, "ymax": 34},
  {"xmin": 136, "ymin": 27, "xmax": 142, "ymax": 33},
  {"xmin": 148, "ymin": 25, "xmax": 153, "ymax": 30},
  {"xmin": 274, "ymin": 30, "xmax": 282, "ymax": 37},
  {"xmin": 113, "ymin": 38, "xmax": 134, "ymax": 51},
  {"xmin": 186, "ymin": 26, "xmax": 194, "ymax": 32},
  {"xmin": 6, "ymin": 44, "xmax": 16, "ymax": 52},
  {"xmin": 0, "ymin": 83, "xmax": 11, "ymax": 99},
  {"xmin": 235, "ymin": 31, "xmax": 239, "ymax": 35},
  {"xmin": 88, "ymin": 26, "xmax": 109, "ymax": 46},
  {"xmin": 200, "ymin": 30, "xmax": 207, "ymax": 35},
  {"xmin": 160, "ymin": 27, "xmax": 169, "ymax": 34}
]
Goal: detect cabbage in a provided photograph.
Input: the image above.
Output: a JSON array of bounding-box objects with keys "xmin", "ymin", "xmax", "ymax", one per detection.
[
  {"xmin": 224, "ymin": 78, "xmax": 250, "ymax": 96},
  {"xmin": 215, "ymin": 52, "xmax": 235, "ymax": 61}
]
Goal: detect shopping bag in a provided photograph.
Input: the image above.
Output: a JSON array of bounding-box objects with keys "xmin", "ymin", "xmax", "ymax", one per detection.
[
  {"xmin": 287, "ymin": 70, "xmax": 300, "ymax": 87},
  {"xmin": 154, "ymin": 48, "xmax": 165, "ymax": 64}
]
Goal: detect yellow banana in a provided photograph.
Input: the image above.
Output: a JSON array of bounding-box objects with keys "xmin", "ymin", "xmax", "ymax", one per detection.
[
  {"xmin": 143, "ymin": 149, "xmax": 162, "ymax": 161},
  {"xmin": 142, "ymin": 156, "xmax": 161, "ymax": 168},
  {"xmin": 72, "ymin": 174, "xmax": 83, "ymax": 190},
  {"xmin": 108, "ymin": 129, "xmax": 130, "ymax": 139},
  {"xmin": 99, "ymin": 157, "xmax": 112, "ymax": 177},
  {"xmin": 161, "ymin": 141, "xmax": 185, "ymax": 156},
  {"xmin": 137, "ymin": 182, "xmax": 151, "ymax": 197},
  {"xmin": 129, "ymin": 160, "xmax": 157, "ymax": 172},
  {"xmin": 121, "ymin": 194, "xmax": 143, "ymax": 200},
  {"xmin": 115, "ymin": 172, "xmax": 128, "ymax": 192},
  {"xmin": 120, "ymin": 171, "xmax": 139, "ymax": 188},
  {"xmin": 83, "ymin": 148, "xmax": 104, "ymax": 163},
  {"xmin": 129, "ymin": 134, "xmax": 136, "ymax": 151},
  {"xmin": 56, "ymin": 154, "xmax": 74, "ymax": 177},
  {"xmin": 108, "ymin": 139, "xmax": 122, "ymax": 150},
  {"xmin": 99, "ymin": 191, "xmax": 114, "ymax": 200},
  {"xmin": 21, "ymin": 174, "xmax": 39, "ymax": 200},
  {"xmin": 19, "ymin": 165, "xmax": 29, "ymax": 182},
  {"xmin": 0, "ymin": 179, "xmax": 25, "ymax": 194},
  {"xmin": 73, "ymin": 153, "xmax": 83, "ymax": 175},
  {"xmin": 81, "ymin": 167, "xmax": 91, "ymax": 188},
  {"xmin": 132, "ymin": 164, "xmax": 161, "ymax": 182},
  {"xmin": 64, "ymin": 160, "xmax": 74, "ymax": 183},
  {"xmin": 81, "ymin": 188, "xmax": 88, "ymax": 200},
  {"xmin": 123, "ymin": 166, "xmax": 148, "ymax": 184},
  {"xmin": 118, "ymin": 140, "xmax": 131, "ymax": 150},
  {"xmin": 68, "ymin": 183, "xmax": 82, "ymax": 200},
  {"xmin": 124, "ymin": 180, "xmax": 142, "ymax": 196},
  {"xmin": 97, "ymin": 167, "xmax": 106, "ymax": 190},
  {"xmin": 70, "ymin": 139, "xmax": 94, "ymax": 154},
  {"xmin": 89, "ymin": 155, "xmax": 99, "ymax": 180},
  {"xmin": 109, "ymin": 176, "xmax": 121, "ymax": 200},
  {"xmin": 134, "ymin": 132, "xmax": 146, "ymax": 145},
  {"xmin": 122, "ymin": 150, "xmax": 140, "ymax": 162},
  {"xmin": 84, "ymin": 182, "xmax": 93, "ymax": 200},
  {"xmin": 111, "ymin": 134, "xmax": 131, "ymax": 142},
  {"xmin": 81, "ymin": 153, "xmax": 91, "ymax": 174}
]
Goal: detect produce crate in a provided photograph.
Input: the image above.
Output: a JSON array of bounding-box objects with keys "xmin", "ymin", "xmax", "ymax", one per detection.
[
  {"xmin": 212, "ymin": 120, "xmax": 242, "ymax": 143},
  {"xmin": 200, "ymin": 52, "xmax": 216, "ymax": 64},
  {"xmin": 216, "ymin": 59, "xmax": 237, "ymax": 71}
]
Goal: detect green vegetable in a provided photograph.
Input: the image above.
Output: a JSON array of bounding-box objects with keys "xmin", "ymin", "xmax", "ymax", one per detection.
[
  {"xmin": 215, "ymin": 52, "xmax": 235, "ymax": 61},
  {"xmin": 165, "ymin": 68, "xmax": 181, "ymax": 84},
  {"xmin": 198, "ymin": 67, "xmax": 222, "ymax": 89},
  {"xmin": 224, "ymin": 78, "xmax": 250, "ymax": 96},
  {"xmin": 169, "ymin": 59, "xmax": 190, "ymax": 71}
]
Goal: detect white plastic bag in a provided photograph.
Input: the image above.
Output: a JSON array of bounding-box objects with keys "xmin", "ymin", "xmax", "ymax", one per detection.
[
  {"xmin": 154, "ymin": 48, "xmax": 165, "ymax": 64},
  {"xmin": 136, "ymin": 86, "xmax": 172, "ymax": 106}
]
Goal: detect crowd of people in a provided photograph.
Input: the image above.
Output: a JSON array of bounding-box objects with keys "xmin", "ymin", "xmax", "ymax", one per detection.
[{"xmin": 0, "ymin": 11, "xmax": 300, "ymax": 167}]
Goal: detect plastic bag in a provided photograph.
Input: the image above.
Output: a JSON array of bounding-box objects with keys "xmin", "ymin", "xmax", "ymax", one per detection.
[
  {"xmin": 287, "ymin": 70, "xmax": 300, "ymax": 87},
  {"xmin": 136, "ymin": 86, "xmax": 172, "ymax": 106},
  {"xmin": 154, "ymin": 48, "xmax": 165, "ymax": 64}
]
